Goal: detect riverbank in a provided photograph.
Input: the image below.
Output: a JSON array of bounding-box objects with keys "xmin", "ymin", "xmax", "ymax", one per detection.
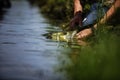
[
  {"xmin": 28, "ymin": 0, "xmax": 73, "ymax": 23},
  {"xmin": 29, "ymin": 0, "xmax": 120, "ymax": 27}
]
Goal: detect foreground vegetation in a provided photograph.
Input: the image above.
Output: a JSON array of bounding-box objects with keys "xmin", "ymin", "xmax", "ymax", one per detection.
[{"xmin": 57, "ymin": 25, "xmax": 120, "ymax": 80}]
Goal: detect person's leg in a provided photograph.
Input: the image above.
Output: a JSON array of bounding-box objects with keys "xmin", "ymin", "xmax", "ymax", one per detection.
[
  {"xmin": 76, "ymin": 3, "xmax": 109, "ymax": 39},
  {"xmin": 82, "ymin": 3, "xmax": 108, "ymax": 27}
]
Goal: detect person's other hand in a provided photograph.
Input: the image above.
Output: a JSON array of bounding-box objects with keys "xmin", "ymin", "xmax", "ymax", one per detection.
[
  {"xmin": 70, "ymin": 11, "xmax": 82, "ymax": 30},
  {"xmin": 76, "ymin": 28, "xmax": 92, "ymax": 39}
]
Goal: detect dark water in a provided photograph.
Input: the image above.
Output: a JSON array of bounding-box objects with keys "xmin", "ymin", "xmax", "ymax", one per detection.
[{"xmin": 0, "ymin": 0, "xmax": 65, "ymax": 80}]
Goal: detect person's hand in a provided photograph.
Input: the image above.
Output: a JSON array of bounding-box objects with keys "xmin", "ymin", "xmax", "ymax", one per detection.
[
  {"xmin": 76, "ymin": 28, "xmax": 92, "ymax": 39},
  {"xmin": 70, "ymin": 11, "xmax": 82, "ymax": 30},
  {"xmin": 76, "ymin": 23, "xmax": 97, "ymax": 39}
]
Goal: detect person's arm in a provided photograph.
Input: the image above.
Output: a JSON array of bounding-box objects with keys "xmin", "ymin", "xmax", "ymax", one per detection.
[
  {"xmin": 94, "ymin": 0, "xmax": 120, "ymax": 28},
  {"xmin": 74, "ymin": 0, "xmax": 83, "ymax": 14},
  {"xmin": 69, "ymin": 0, "xmax": 83, "ymax": 30},
  {"xmin": 76, "ymin": 0, "xmax": 120, "ymax": 39}
]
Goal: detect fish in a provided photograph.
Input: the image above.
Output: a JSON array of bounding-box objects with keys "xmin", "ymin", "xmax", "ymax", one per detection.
[
  {"xmin": 43, "ymin": 30, "xmax": 77, "ymax": 42},
  {"xmin": 51, "ymin": 30, "xmax": 77, "ymax": 42}
]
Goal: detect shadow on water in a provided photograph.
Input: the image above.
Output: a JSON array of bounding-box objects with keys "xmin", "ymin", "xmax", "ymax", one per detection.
[
  {"xmin": 0, "ymin": 10, "xmax": 6, "ymax": 20},
  {"xmin": 0, "ymin": 0, "xmax": 12, "ymax": 20}
]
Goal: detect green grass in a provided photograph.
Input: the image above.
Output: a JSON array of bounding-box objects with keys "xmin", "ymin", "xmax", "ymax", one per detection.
[{"xmin": 57, "ymin": 26, "xmax": 120, "ymax": 80}]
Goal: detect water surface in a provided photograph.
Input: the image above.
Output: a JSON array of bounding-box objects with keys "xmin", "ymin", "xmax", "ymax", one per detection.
[{"xmin": 0, "ymin": 0, "xmax": 64, "ymax": 80}]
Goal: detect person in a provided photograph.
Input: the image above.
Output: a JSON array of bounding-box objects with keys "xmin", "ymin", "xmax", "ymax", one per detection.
[{"xmin": 70, "ymin": 0, "xmax": 120, "ymax": 39}]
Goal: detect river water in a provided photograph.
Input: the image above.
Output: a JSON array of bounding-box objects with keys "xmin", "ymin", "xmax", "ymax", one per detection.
[{"xmin": 0, "ymin": 0, "xmax": 65, "ymax": 80}]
